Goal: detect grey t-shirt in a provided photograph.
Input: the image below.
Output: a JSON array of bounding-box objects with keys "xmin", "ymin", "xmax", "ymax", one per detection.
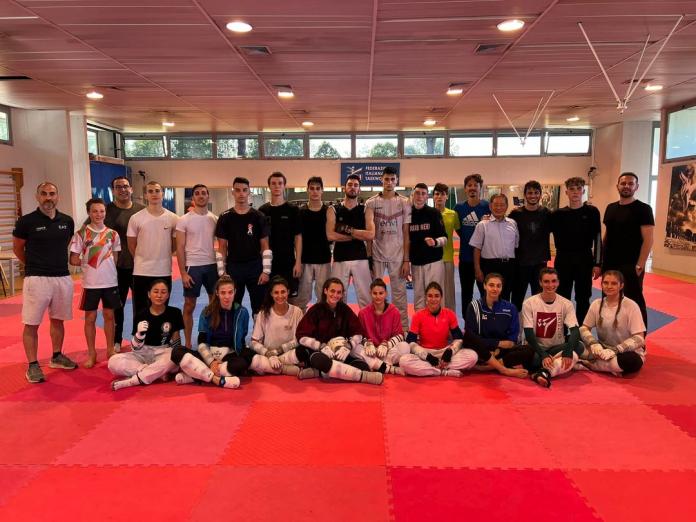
[{"xmin": 366, "ymin": 193, "xmax": 411, "ymax": 262}]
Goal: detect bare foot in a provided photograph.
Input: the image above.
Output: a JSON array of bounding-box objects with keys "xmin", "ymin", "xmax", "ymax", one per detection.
[{"xmin": 84, "ymin": 354, "xmax": 97, "ymax": 369}]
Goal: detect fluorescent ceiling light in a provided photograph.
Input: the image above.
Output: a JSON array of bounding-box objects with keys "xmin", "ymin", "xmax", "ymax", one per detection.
[
  {"xmin": 301, "ymin": 121, "xmax": 314, "ymax": 127},
  {"xmin": 162, "ymin": 121, "xmax": 175, "ymax": 127},
  {"xmin": 566, "ymin": 116, "xmax": 580, "ymax": 122},
  {"xmin": 644, "ymin": 84, "xmax": 663, "ymax": 91},
  {"xmin": 278, "ymin": 88, "xmax": 294, "ymax": 99},
  {"xmin": 447, "ymin": 84, "xmax": 464, "ymax": 95},
  {"xmin": 226, "ymin": 21, "xmax": 252, "ymax": 33},
  {"xmin": 85, "ymin": 91, "xmax": 103, "ymax": 100},
  {"xmin": 423, "ymin": 119, "xmax": 437, "ymax": 126},
  {"xmin": 497, "ymin": 19, "xmax": 524, "ymax": 32}
]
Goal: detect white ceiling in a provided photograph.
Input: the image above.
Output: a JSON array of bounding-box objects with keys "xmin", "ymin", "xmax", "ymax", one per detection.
[{"xmin": 0, "ymin": 0, "xmax": 694, "ymax": 133}]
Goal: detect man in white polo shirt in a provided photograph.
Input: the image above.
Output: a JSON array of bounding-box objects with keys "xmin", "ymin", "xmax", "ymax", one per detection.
[
  {"xmin": 469, "ymin": 193, "xmax": 519, "ymax": 302},
  {"xmin": 176, "ymin": 183, "xmax": 218, "ymax": 347},
  {"xmin": 127, "ymin": 180, "xmax": 178, "ymax": 318}
]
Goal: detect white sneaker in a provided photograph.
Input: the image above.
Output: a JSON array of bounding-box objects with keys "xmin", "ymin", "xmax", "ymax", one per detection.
[
  {"xmin": 175, "ymin": 372, "xmax": 194, "ymax": 385},
  {"xmin": 113, "ymin": 342, "xmax": 121, "ymax": 354}
]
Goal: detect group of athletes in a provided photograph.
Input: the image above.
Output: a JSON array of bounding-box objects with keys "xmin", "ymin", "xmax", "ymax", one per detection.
[{"xmin": 12, "ymin": 166, "xmax": 654, "ymax": 389}]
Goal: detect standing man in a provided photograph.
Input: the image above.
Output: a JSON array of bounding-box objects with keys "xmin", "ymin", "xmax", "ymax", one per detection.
[
  {"xmin": 215, "ymin": 177, "xmax": 271, "ymax": 314},
  {"xmin": 433, "ymin": 183, "xmax": 460, "ymax": 312},
  {"xmin": 454, "ymin": 173, "xmax": 489, "ymax": 317},
  {"xmin": 409, "ymin": 183, "xmax": 447, "ymax": 311},
  {"xmin": 104, "ymin": 175, "xmax": 144, "ymax": 353},
  {"xmin": 326, "ymin": 173, "xmax": 375, "ymax": 308},
  {"xmin": 176, "ymin": 184, "xmax": 219, "ymax": 348},
  {"xmin": 127, "ymin": 180, "xmax": 178, "ymax": 318},
  {"xmin": 296, "ymin": 176, "xmax": 332, "ymax": 311},
  {"xmin": 259, "ymin": 172, "xmax": 302, "ymax": 299},
  {"xmin": 551, "ymin": 176, "xmax": 602, "ymax": 324},
  {"xmin": 469, "ymin": 194, "xmax": 519, "ymax": 302},
  {"xmin": 509, "ymin": 180, "xmax": 551, "ymax": 314},
  {"xmin": 366, "ymin": 166, "xmax": 411, "ymax": 328},
  {"xmin": 13, "ymin": 182, "xmax": 76, "ymax": 383},
  {"xmin": 602, "ymin": 172, "xmax": 654, "ymax": 327}
]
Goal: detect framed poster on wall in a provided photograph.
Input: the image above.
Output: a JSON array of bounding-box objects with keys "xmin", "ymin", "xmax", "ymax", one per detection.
[{"xmin": 664, "ymin": 162, "xmax": 696, "ymax": 251}]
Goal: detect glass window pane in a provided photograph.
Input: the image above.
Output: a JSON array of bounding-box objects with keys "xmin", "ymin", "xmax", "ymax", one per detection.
[
  {"xmin": 87, "ymin": 130, "xmax": 98, "ymax": 155},
  {"xmin": 124, "ymin": 137, "xmax": 166, "ymax": 158},
  {"xmin": 497, "ymin": 134, "xmax": 541, "ymax": 156},
  {"xmin": 356, "ymin": 135, "xmax": 398, "ymax": 158},
  {"xmin": 217, "ymin": 136, "xmax": 259, "ymax": 158},
  {"xmin": 449, "ymin": 134, "xmax": 493, "ymax": 156},
  {"xmin": 170, "ymin": 137, "xmax": 212, "ymax": 159},
  {"xmin": 264, "ymin": 137, "xmax": 304, "ymax": 158},
  {"xmin": 309, "ymin": 136, "xmax": 351, "ymax": 158},
  {"xmin": 403, "ymin": 136, "xmax": 444, "ymax": 156},
  {"xmin": 651, "ymin": 126, "xmax": 660, "ymax": 178},
  {"xmin": 0, "ymin": 110, "xmax": 8, "ymax": 142},
  {"xmin": 649, "ymin": 178, "xmax": 658, "ymax": 216},
  {"xmin": 545, "ymin": 134, "xmax": 591, "ymax": 154}
]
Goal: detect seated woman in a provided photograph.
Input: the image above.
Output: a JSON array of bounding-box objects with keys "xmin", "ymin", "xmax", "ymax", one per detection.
[
  {"xmin": 579, "ymin": 270, "xmax": 646, "ymax": 375},
  {"xmin": 294, "ymin": 277, "xmax": 384, "ymax": 385},
  {"xmin": 399, "ymin": 282, "xmax": 480, "ymax": 377},
  {"xmin": 355, "ymin": 278, "xmax": 408, "ymax": 375},
  {"xmin": 109, "ymin": 279, "xmax": 183, "ymax": 390},
  {"xmin": 248, "ymin": 277, "xmax": 303, "ymax": 376},
  {"xmin": 464, "ymin": 273, "xmax": 530, "ymax": 379},
  {"xmin": 169, "ymin": 275, "xmax": 252, "ymax": 389}
]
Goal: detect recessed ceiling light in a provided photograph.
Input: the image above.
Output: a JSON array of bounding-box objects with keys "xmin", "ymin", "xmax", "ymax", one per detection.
[
  {"xmin": 226, "ymin": 21, "xmax": 252, "ymax": 33},
  {"xmin": 566, "ymin": 116, "xmax": 580, "ymax": 122},
  {"xmin": 301, "ymin": 121, "xmax": 314, "ymax": 127},
  {"xmin": 447, "ymin": 84, "xmax": 464, "ymax": 96},
  {"xmin": 423, "ymin": 119, "xmax": 437, "ymax": 126},
  {"xmin": 278, "ymin": 88, "xmax": 294, "ymax": 99},
  {"xmin": 497, "ymin": 19, "xmax": 525, "ymax": 32},
  {"xmin": 86, "ymin": 91, "xmax": 103, "ymax": 100},
  {"xmin": 162, "ymin": 121, "xmax": 175, "ymax": 127},
  {"xmin": 645, "ymin": 84, "xmax": 663, "ymax": 91}
]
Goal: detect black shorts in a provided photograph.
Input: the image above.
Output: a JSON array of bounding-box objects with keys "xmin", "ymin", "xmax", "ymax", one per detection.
[{"xmin": 79, "ymin": 287, "xmax": 122, "ymax": 311}]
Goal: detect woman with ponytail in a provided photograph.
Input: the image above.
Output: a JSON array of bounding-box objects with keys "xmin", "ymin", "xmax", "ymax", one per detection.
[{"xmin": 579, "ymin": 270, "xmax": 646, "ymax": 375}]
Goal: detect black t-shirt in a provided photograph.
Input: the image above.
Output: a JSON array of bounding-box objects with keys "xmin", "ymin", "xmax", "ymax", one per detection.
[
  {"xmin": 333, "ymin": 203, "xmax": 368, "ymax": 262},
  {"xmin": 215, "ymin": 207, "xmax": 270, "ymax": 263},
  {"xmin": 133, "ymin": 305, "xmax": 184, "ymax": 346},
  {"xmin": 13, "ymin": 209, "xmax": 74, "ymax": 277},
  {"xmin": 409, "ymin": 205, "xmax": 446, "ymax": 266},
  {"xmin": 509, "ymin": 206, "xmax": 551, "ymax": 266},
  {"xmin": 299, "ymin": 204, "xmax": 331, "ymax": 264},
  {"xmin": 258, "ymin": 202, "xmax": 301, "ymax": 261},
  {"xmin": 551, "ymin": 204, "xmax": 602, "ymax": 262},
  {"xmin": 603, "ymin": 200, "xmax": 655, "ymax": 266},
  {"xmin": 104, "ymin": 201, "xmax": 145, "ymax": 270}
]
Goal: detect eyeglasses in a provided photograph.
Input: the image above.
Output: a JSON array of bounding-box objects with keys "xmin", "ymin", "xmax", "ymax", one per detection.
[{"xmin": 113, "ymin": 185, "xmax": 131, "ymax": 190}]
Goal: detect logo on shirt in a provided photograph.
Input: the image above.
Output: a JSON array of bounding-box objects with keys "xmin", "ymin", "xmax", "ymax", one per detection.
[
  {"xmin": 409, "ymin": 223, "xmax": 431, "ymax": 232},
  {"xmin": 247, "ymin": 223, "xmax": 254, "ymax": 236},
  {"xmin": 161, "ymin": 322, "xmax": 171, "ymax": 334},
  {"xmin": 462, "ymin": 211, "xmax": 480, "ymax": 227},
  {"xmin": 58, "ymin": 224, "xmax": 68, "ymax": 230},
  {"xmin": 535, "ymin": 312, "xmax": 558, "ymax": 338},
  {"xmin": 35, "ymin": 226, "xmax": 47, "ymax": 232}
]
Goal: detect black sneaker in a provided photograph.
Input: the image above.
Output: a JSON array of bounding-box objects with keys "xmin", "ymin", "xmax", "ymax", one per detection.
[
  {"xmin": 26, "ymin": 364, "xmax": 45, "ymax": 383},
  {"xmin": 49, "ymin": 353, "xmax": 77, "ymax": 370}
]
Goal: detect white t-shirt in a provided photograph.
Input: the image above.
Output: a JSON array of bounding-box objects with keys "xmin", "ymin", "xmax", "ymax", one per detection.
[
  {"xmin": 127, "ymin": 208, "xmax": 178, "ymax": 276},
  {"xmin": 252, "ymin": 304, "xmax": 304, "ymax": 349},
  {"xmin": 583, "ymin": 297, "xmax": 646, "ymax": 354},
  {"xmin": 176, "ymin": 210, "xmax": 218, "ymax": 266},
  {"xmin": 522, "ymin": 293, "xmax": 578, "ymax": 349},
  {"xmin": 70, "ymin": 225, "xmax": 121, "ymax": 288},
  {"xmin": 366, "ymin": 193, "xmax": 411, "ymax": 262}
]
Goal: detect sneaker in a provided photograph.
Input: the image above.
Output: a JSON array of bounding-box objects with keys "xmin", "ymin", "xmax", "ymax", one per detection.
[
  {"xmin": 440, "ymin": 369, "xmax": 462, "ymax": 378},
  {"xmin": 113, "ymin": 342, "xmax": 121, "ymax": 354},
  {"xmin": 49, "ymin": 353, "xmax": 77, "ymax": 370},
  {"xmin": 360, "ymin": 371, "xmax": 384, "ymax": 385},
  {"xmin": 298, "ymin": 368, "xmax": 321, "ymax": 380},
  {"xmin": 175, "ymin": 372, "xmax": 194, "ymax": 385},
  {"xmin": 26, "ymin": 364, "xmax": 45, "ymax": 383}
]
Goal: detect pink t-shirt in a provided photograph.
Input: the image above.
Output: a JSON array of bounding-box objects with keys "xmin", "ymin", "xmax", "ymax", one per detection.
[
  {"xmin": 358, "ymin": 303, "xmax": 403, "ymax": 345},
  {"xmin": 409, "ymin": 307, "xmax": 459, "ymax": 349}
]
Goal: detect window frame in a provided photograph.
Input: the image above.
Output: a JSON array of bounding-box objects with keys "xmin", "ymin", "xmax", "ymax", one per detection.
[
  {"xmin": 216, "ymin": 134, "xmax": 260, "ymax": 159},
  {"xmin": 354, "ymin": 133, "xmax": 400, "ymax": 159},
  {"xmin": 402, "ymin": 132, "xmax": 446, "ymax": 158},
  {"xmin": 262, "ymin": 133, "xmax": 306, "ymax": 159},
  {"xmin": 123, "ymin": 134, "xmax": 168, "ymax": 159},
  {"xmin": 448, "ymin": 131, "xmax": 495, "ymax": 158},
  {"xmin": 0, "ymin": 105, "xmax": 12, "ymax": 146},
  {"xmin": 167, "ymin": 134, "xmax": 214, "ymax": 160},
  {"xmin": 543, "ymin": 129, "xmax": 593, "ymax": 156},
  {"xmin": 663, "ymin": 98, "xmax": 696, "ymax": 163},
  {"xmin": 495, "ymin": 130, "xmax": 544, "ymax": 157},
  {"xmin": 308, "ymin": 133, "xmax": 353, "ymax": 159}
]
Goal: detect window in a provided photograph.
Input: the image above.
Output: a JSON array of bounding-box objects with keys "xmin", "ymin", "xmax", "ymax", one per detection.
[
  {"xmin": 309, "ymin": 135, "xmax": 351, "ymax": 158},
  {"xmin": 403, "ymin": 135, "xmax": 445, "ymax": 156},
  {"xmin": 665, "ymin": 104, "xmax": 696, "ymax": 161},
  {"xmin": 124, "ymin": 136, "xmax": 167, "ymax": 158},
  {"xmin": 0, "ymin": 106, "xmax": 11, "ymax": 144},
  {"xmin": 356, "ymin": 134, "xmax": 398, "ymax": 158},
  {"xmin": 217, "ymin": 136, "xmax": 259, "ymax": 158},
  {"xmin": 496, "ymin": 133, "xmax": 542, "ymax": 156},
  {"xmin": 648, "ymin": 122, "xmax": 660, "ymax": 214},
  {"xmin": 170, "ymin": 136, "xmax": 213, "ymax": 159},
  {"xmin": 544, "ymin": 131, "xmax": 591, "ymax": 154},
  {"xmin": 449, "ymin": 133, "xmax": 493, "ymax": 157},
  {"xmin": 263, "ymin": 136, "xmax": 304, "ymax": 158},
  {"xmin": 87, "ymin": 130, "xmax": 98, "ymax": 155}
]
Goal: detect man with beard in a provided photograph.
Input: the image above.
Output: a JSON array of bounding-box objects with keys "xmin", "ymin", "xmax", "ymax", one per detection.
[{"xmin": 602, "ymin": 172, "xmax": 654, "ymax": 327}]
